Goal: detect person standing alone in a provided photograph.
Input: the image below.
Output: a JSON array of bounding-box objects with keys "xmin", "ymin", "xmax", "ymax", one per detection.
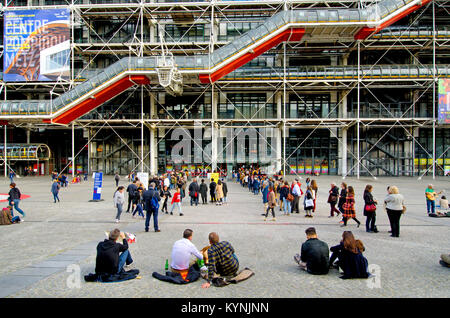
[
  {"xmin": 51, "ymin": 179, "xmax": 61, "ymax": 203},
  {"xmin": 200, "ymin": 179, "xmax": 208, "ymax": 204},
  {"xmin": 113, "ymin": 186, "xmax": 125, "ymax": 223}
]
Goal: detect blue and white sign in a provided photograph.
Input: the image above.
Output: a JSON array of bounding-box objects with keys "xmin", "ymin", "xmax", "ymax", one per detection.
[{"xmin": 93, "ymin": 172, "xmax": 103, "ymax": 201}]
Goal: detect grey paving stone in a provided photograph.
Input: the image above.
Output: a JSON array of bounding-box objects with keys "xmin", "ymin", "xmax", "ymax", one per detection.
[
  {"xmin": 11, "ymin": 267, "xmax": 62, "ymax": 277},
  {"xmin": 30, "ymin": 260, "xmax": 74, "ymax": 269},
  {"xmin": 47, "ymin": 254, "xmax": 89, "ymax": 262},
  {"xmin": 1, "ymin": 175, "xmax": 449, "ymax": 298},
  {"xmin": 0, "ymin": 275, "xmax": 43, "ymax": 298}
]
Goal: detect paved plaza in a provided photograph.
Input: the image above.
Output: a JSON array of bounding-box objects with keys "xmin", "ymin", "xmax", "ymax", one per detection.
[{"xmin": 0, "ymin": 175, "xmax": 448, "ymax": 298}]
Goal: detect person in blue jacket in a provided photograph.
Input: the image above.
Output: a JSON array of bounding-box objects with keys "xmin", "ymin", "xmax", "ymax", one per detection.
[
  {"xmin": 261, "ymin": 181, "xmax": 269, "ymax": 215},
  {"xmin": 51, "ymin": 179, "xmax": 61, "ymax": 203},
  {"xmin": 253, "ymin": 177, "xmax": 260, "ymax": 195}
]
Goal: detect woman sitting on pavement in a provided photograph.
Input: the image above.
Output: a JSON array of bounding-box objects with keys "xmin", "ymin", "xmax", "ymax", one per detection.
[
  {"xmin": 329, "ymin": 231, "xmax": 370, "ymax": 279},
  {"xmin": 0, "ymin": 206, "xmax": 21, "ymax": 225}
]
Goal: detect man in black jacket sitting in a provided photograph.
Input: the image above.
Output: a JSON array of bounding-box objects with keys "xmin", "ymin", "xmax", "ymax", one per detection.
[
  {"xmin": 95, "ymin": 229, "xmax": 133, "ymax": 276},
  {"xmin": 294, "ymin": 227, "xmax": 329, "ymax": 275}
]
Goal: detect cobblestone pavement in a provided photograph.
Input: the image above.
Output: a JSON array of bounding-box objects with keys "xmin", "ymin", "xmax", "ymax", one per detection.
[{"xmin": 0, "ymin": 175, "xmax": 449, "ymax": 298}]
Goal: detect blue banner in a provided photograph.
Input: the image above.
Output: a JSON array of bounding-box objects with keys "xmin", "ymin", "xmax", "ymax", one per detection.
[
  {"xmin": 93, "ymin": 172, "xmax": 103, "ymax": 201},
  {"xmin": 3, "ymin": 8, "xmax": 70, "ymax": 82}
]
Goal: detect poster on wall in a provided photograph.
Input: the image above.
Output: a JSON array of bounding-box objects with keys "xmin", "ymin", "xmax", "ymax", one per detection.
[
  {"xmin": 438, "ymin": 78, "xmax": 450, "ymax": 124},
  {"xmin": 3, "ymin": 8, "xmax": 70, "ymax": 82},
  {"xmin": 137, "ymin": 172, "xmax": 149, "ymax": 190}
]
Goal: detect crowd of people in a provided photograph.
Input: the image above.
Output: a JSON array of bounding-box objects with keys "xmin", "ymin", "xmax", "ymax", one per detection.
[
  {"xmin": 233, "ymin": 168, "xmax": 450, "ymax": 238},
  {"xmin": 2, "ymin": 166, "xmax": 448, "ymax": 287},
  {"xmin": 113, "ymin": 172, "xmax": 230, "ymax": 231}
]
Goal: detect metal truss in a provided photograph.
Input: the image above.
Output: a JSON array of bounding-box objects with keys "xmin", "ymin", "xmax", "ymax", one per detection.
[{"xmin": 0, "ymin": 0, "xmax": 448, "ymax": 178}]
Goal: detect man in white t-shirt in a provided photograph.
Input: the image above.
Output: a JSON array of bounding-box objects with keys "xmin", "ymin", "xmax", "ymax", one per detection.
[
  {"xmin": 170, "ymin": 229, "xmax": 203, "ymax": 272},
  {"xmin": 164, "ymin": 175, "xmax": 171, "ymax": 189}
]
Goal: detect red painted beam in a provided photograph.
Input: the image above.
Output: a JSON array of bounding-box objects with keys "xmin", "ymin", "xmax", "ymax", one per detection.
[
  {"xmin": 355, "ymin": 0, "xmax": 432, "ymax": 40},
  {"xmin": 50, "ymin": 75, "xmax": 150, "ymax": 125},
  {"xmin": 199, "ymin": 28, "xmax": 305, "ymax": 83}
]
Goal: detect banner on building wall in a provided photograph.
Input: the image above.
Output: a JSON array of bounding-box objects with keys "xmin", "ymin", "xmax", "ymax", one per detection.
[
  {"xmin": 445, "ymin": 166, "xmax": 450, "ymax": 176},
  {"xmin": 314, "ymin": 165, "xmax": 321, "ymax": 174},
  {"xmin": 289, "ymin": 165, "xmax": 296, "ymax": 174},
  {"xmin": 438, "ymin": 78, "xmax": 450, "ymax": 124},
  {"xmin": 321, "ymin": 166, "xmax": 329, "ymax": 174},
  {"xmin": 93, "ymin": 172, "xmax": 103, "ymax": 201},
  {"xmin": 3, "ymin": 8, "xmax": 70, "ymax": 82}
]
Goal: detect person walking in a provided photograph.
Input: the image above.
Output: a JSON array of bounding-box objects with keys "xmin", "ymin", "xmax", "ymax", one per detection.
[
  {"xmin": 199, "ymin": 179, "xmax": 208, "ymax": 204},
  {"xmin": 113, "ymin": 186, "xmax": 125, "ymax": 223},
  {"xmin": 131, "ymin": 187, "xmax": 145, "ymax": 218},
  {"xmin": 125, "ymin": 180, "xmax": 138, "ymax": 213},
  {"xmin": 114, "ymin": 172, "xmax": 120, "ymax": 187},
  {"xmin": 143, "ymin": 182, "xmax": 162, "ymax": 232},
  {"xmin": 363, "ymin": 185, "xmax": 378, "ymax": 233},
  {"xmin": 341, "ymin": 186, "xmax": 361, "ymax": 227},
  {"xmin": 328, "ymin": 182, "xmax": 340, "ymax": 217},
  {"xmin": 170, "ymin": 188, "xmax": 183, "ymax": 216},
  {"xmin": 338, "ymin": 182, "xmax": 348, "ymax": 223},
  {"xmin": 384, "ymin": 186, "xmax": 405, "ymax": 238},
  {"xmin": 9, "ymin": 170, "xmax": 16, "ymax": 183},
  {"xmin": 51, "ymin": 179, "xmax": 61, "ymax": 203},
  {"xmin": 160, "ymin": 185, "xmax": 171, "ymax": 214},
  {"xmin": 8, "ymin": 183, "xmax": 26, "ymax": 218},
  {"xmin": 264, "ymin": 186, "xmax": 277, "ymax": 221},
  {"xmin": 215, "ymin": 180, "xmax": 224, "ymax": 206},
  {"xmin": 425, "ymin": 184, "xmax": 441, "ymax": 215}
]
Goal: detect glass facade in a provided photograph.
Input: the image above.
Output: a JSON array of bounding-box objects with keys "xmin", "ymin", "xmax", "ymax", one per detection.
[{"xmin": 285, "ymin": 129, "xmax": 338, "ymax": 176}]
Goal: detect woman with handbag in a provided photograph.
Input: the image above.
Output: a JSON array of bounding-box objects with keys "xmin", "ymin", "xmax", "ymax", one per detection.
[
  {"xmin": 280, "ymin": 181, "xmax": 292, "ymax": 216},
  {"xmin": 304, "ymin": 186, "xmax": 315, "ymax": 218},
  {"xmin": 328, "ymin": 182, "xmax": 340, "ymax": 217},
  {"xmin": 384, "ymin": 186, "xmax": 405, "ymax": 238},
  {"xmin": 363, "ymin": 185, "xmax": 378, "ymax": 233},
  {"xmin": 341, "ymin": 186, "xmax": 361, "ymax": 227}
]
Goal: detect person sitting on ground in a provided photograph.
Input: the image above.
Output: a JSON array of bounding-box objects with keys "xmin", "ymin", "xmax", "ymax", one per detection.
[
  {"xmin": 170, "ymin": 229, "xmax": 204, "ymax": 277},
  {"xmin": 329, "ymin": 231, "xmax": 370, "ymax": 279},
  {"xmin": 440, "ymin": 253, "xmax": 450, "ymax": 267},
  {"xmin": 202, "ymin": 232, "xmax": 239, "ymax": 289},
  {"xmin": 294, "ymin": 227, "xmax": 329, "ymax": 275},
  {"xmin": 95, "ymin": 229, "xmax": 133, "ymax": 277},
  {"xmin": 0, "ymin": 206, "xmax": 21, "ymax": 225},
  {"xmin": 439, "ymin": 196, "xmax": 449, "ymax": 210}
]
